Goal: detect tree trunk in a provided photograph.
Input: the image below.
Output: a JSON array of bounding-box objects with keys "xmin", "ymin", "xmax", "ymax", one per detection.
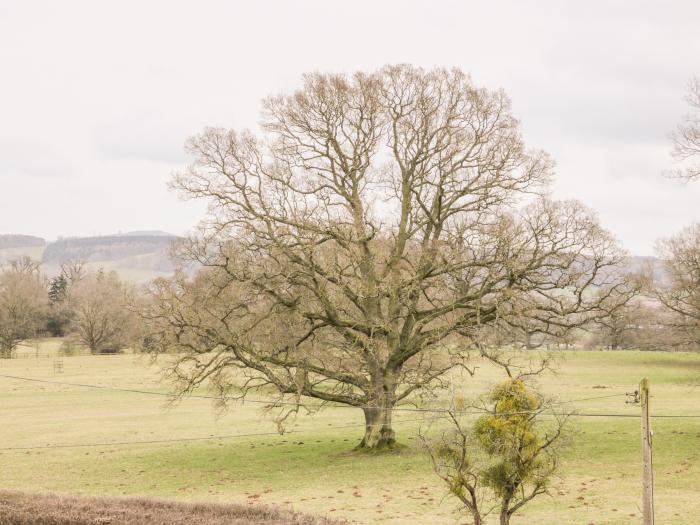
[
  {"xmin": 500, "ymin": 495, "xmax": 513, "ymax": 525},
  {"xmin": 500, "ymin": 507, "xmax": 511, "ymax": 525},
  {"xmin": 356, "ymin": 397, "xmax": 396, "ymax": 450},
  {"xmin": 467, "ymin": 487, "xmax": 483, "ymax": 525}
]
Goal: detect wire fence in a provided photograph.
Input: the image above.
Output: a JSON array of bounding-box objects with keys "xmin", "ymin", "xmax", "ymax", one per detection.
[
  {"xmin": 2, "ymin": 373, "xmax": 700, "ymax": 453},
  {"xmin": 2, "ymin": 350, "xmax": 112, "ymax": 359},
  {"xmin": 4, "ymin": 352, "xmax": 54, "ymax": 359},
  {"xmin": 0, "ymin": 415, "xmax": 452, "ymax": 452},
  {"xmin": 0, "ymin": 373, "xmax": 632, "ymax": 413}
]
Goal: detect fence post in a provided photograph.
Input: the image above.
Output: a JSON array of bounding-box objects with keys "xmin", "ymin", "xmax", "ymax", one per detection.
[{"xmin": 640, "ymin": 377, "xmax": 654, "ymax": 525}]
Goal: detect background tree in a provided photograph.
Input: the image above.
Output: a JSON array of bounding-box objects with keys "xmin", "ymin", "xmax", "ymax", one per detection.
[
  {"xmin": 424, "ymin": 379, "xmax": 566, "ymax": 525},
  {"xmin": 69, "ymin": 270, "xmax": 138, "ymax": 354},
  {"xmin": 46, "ymin": 274, "xmax": 70, "ymax": 336},
  {"xmin": 149, "ymin": 65, "xmax": 632, "ymax": 449},
  {"xmin": 651, "ymin": 223, "xmax": 700, "ymax": 350},
  {"xmin": 583, "ymin": 280, "xmax": 648, "ymax": 350},
  {"xmin": 670, "ymin": 77, "xmax": 700, "ymax": 181},
  {"xmin": 45, "ymin": 260, "xmax": 86, "ymax": 337},
  {"xmin": 592, "ymin": 302, "xmax": 640, "ymax": 350},
  {"xmin": 0, "ymin": 257, "xmax": 48, "ymax": 358}
]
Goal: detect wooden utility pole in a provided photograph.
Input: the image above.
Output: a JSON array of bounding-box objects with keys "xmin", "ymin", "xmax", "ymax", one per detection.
[{"xmin": 640, "ymin": 377, "xmax": 654, "ymax": 525}]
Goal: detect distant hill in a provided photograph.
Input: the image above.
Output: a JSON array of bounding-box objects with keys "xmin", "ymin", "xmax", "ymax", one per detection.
[
  {"xmin": 114, "ymin": 230, "xmax": 175, "ymax": 237},
  {"xmin": 0, "ymin": 232, "xmax": 668, "ymax": 285},
  {"xmin": 0, "ymin": 231, "xmax": 180, "ymax": 283},
  {"xmin": 0, "ymin": 235, "xmax": 46, "ymax": 266},
  {"xmin": 0, "ymin": 234, "xmax": 45, "ymax": 249},
  {"xmin": 42, "ymin": 234, "xmax": 176, "ymax": 265},
  {"xmin": 628, "ymin": 255, "xmax": 668, "ymax": 282}
]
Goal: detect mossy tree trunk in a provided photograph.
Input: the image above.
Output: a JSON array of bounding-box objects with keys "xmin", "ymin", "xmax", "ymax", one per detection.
[
  {"xmin": 357, "ymin": 405, "xmax": 396, "ymax": 450},
  {"xmin": 355, "ymin": 379, "xmax": 398, "ymax": 450}
]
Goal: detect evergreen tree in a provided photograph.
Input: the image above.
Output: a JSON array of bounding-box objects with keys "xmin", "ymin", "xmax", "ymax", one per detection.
[{"xmin": 46, "ymin": 274, "xmax": 71, "ymax": 336}]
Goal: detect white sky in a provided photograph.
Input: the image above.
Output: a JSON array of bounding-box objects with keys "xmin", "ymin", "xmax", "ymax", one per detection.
[{"xmin": 1, "ymin": 0, "xmax": 699, "ymax": 255}]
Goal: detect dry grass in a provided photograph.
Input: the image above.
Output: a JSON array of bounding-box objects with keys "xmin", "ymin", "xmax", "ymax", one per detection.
[
  {"xmin": 3, "ymin": 343, "xmax": 700, "ymax": 524},
  {"xmin": 0, "ymin": 490, "xmax": 347, "ymax": 525}
]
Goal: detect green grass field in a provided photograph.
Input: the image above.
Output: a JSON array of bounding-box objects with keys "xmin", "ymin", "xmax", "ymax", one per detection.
[{"xmin": 1, "ymin": 339, "xmax": 699, "ymax": 524}]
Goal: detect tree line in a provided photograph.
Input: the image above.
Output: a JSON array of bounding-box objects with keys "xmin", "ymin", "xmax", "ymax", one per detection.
[{"xmin": 0, "ymin": 258, "xmax": 143, "ymax": 358}]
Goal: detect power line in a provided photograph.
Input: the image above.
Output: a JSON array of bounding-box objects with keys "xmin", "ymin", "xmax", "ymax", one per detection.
[
  {"xmin": 0, "ymin": 373, "xmax": 451, "ymax": 412},
  {"xmin": 3, "ymin": 373, "xmax": 700, "ymax": 452},
  {"xmin": 4, "ymin": 374, "xmax": 700, "ymax": 418},
  {"xmin": 0, "ymin": 373, "xmax": 630, "ymax": 414},
  {"xmin": 550, "ymin": 392, "xmax": 629, "ymax": 405},
  {"xmin": 3, "ymin": 405, "xmax": 698, "ymax": 453},
  {"xmin": 0, "ymin": 415, "xmax": 446, "ymax": 452},
  {"xmin": 473, "ymin": 412, "xmax": 700, "ymax": 419},
  {"xmin": 0, "ymin": 430, "xmax": 290, "ymax": 451}
]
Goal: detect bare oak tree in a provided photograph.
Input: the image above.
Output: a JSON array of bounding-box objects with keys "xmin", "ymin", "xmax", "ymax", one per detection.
[
  {"xmin": 69, "ymin": 270, "xmax": 138, "ymax": 354},
  {"xmin": 670, "ymin": 77, "xmax": 700, "ymax": 181},
  {"xmin": 0, "ymin": 257, "xmax": 48, "ymax": 358},
  {"xmin": 148, "ymin": 66, "xmax": 630, "ymax": 449},
  {"xmin": 652, "ymin": 223, "xmax": 700, "ymax": 350}
]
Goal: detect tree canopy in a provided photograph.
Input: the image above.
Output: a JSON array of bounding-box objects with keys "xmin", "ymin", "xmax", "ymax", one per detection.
[
  {"xmin": 148, "ymin": 65, "xmax": 632, "ymax": 449},
  {"xmin": 0, "ymin": 257, "xmax": 48, "ymax": 358}
]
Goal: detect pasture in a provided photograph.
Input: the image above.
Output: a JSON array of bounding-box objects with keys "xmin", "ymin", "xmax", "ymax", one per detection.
[{"xmin": 1, "ymin": 339, "xmax": 699, "ymax": 524}]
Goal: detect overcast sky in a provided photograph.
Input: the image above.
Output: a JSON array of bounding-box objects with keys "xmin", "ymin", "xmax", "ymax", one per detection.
[{"xmin": 1, "ymin": 1, "xmax": 699, "ymax": 255}]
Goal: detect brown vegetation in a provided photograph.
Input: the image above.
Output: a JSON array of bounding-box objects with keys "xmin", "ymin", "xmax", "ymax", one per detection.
[
  {"xmin": 68, "ymin": 269, "xmax": 141, "ymax": 354},
  {"xmin": 0, "ymin": 490, "xmax": 347, "ymax": 525},
  {"xmin": 0, "ymin": 257, "xmax": 48, "ymax": 358}
]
